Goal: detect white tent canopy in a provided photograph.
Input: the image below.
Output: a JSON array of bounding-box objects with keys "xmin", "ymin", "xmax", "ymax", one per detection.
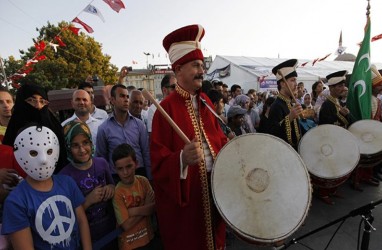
[{"xmin": 206, "ymin": 55, "xmax": 382, "ymax": 93}]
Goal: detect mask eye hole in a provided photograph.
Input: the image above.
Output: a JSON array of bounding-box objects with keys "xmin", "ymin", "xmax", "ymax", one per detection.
[
  {"xmin": 47, "ymin": 149, "xmax": 53, "ymax": 155},
  {"xmin": 30, "ymin": 150, "xmax": 38, "ymax": 157}
]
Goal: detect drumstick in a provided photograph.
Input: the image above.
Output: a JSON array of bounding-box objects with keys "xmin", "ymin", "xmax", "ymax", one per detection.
[{"xmin": 141, "ymin": 89, "xmax": 191, "ymax": 144}]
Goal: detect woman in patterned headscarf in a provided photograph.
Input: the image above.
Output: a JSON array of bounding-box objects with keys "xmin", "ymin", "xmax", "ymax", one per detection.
[
  {"xmin": 3, "ymin": 83, "xmax": 67, "ymax": 172},
  {"xmin": 60, "ymin": 120, "xmax": 117, "ymax": 247}
]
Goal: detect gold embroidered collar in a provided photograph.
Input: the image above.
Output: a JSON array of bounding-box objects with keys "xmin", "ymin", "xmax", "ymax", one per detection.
[{"xmin": 326, "ymin": 95, "xmax": 349, "ymax": 127}]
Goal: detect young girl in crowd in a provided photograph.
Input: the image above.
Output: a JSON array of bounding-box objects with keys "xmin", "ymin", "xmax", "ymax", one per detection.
[{"xmin": 60, "ymin": 120, "xmax": 117, "ymax": 248}]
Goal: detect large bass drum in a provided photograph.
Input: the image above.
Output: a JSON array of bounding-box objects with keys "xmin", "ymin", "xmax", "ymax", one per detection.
[
  {"xmin": 298, "ymin": 124, "xmax": 360, "ymax": 188},
  {"xmin": 211, "ymin": 134, "xmax": 312, "ymax": 245}
]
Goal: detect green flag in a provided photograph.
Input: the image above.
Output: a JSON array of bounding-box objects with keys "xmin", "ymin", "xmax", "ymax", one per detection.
[{"xmin": 347, "ymin": 17, "xmax": 372, "ymax": 121}]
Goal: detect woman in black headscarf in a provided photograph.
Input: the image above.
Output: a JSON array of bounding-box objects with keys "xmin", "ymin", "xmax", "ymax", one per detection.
[{"xmin": 3, "ymin": 83, "xmax": 67, "ymax": 172}]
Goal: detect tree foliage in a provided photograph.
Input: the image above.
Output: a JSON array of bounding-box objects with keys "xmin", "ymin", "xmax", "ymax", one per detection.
[{"xmin": 4, "ymin": 21, "xmax": 118, "ymax": 90}]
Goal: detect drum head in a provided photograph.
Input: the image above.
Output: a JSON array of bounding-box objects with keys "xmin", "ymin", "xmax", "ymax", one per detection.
[
  {"xmin": 212, "ymin": 134, "xmax": 311, "ymax": 245},
  {"xmin": 299, "ymin": 125, "xmax": 360, "ymax": 179},
  {"xmin": 348, "ymin": 119, "xmax": 382, "ymax": 155}
]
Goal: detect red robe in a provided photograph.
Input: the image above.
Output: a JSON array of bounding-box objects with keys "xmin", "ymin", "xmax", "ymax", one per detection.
[
  {"xmin": 0, "ymin": 144, "xmax": 26, "ymax": 178},
  {"xmin": 151, "ymin": 86, "xmax": 228, "ymax": 250}
]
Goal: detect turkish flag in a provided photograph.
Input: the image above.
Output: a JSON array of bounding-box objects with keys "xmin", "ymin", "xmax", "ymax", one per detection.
[
  {"xmin": 103, "ymin": 0, "xmax": 125, "ymax": 13},
  {"xmin": 72, "ymin": 17, "xmax": 94, "ymax": 33},
  {"xmin": 68, "ymin": 26, "xmax": 80, "ymax": 35}
]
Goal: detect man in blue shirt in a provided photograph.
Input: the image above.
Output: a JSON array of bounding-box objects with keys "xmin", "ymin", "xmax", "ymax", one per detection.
[{"xmin": 96, "ymin": 84, "xmax": 151, "ymax": 180}]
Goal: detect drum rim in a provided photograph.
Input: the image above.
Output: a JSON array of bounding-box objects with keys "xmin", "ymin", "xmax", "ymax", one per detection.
[{"xmin": 212, "ymin": 133, "xmax": 312, "ymax": 244}]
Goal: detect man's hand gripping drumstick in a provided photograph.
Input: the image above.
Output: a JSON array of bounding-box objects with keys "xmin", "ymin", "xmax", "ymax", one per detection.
[{"xmin": 142, "ymin": 89, "xmax": 203, "ymax": 166}]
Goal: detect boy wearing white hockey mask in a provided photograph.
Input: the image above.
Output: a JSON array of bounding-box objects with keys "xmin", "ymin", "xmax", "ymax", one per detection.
[{"xmin": 1, "ymin": 124, "xmax": 92, "ymax": 250}]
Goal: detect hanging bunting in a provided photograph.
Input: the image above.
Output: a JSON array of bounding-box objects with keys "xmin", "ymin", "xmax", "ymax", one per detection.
[
  {"xmin": 318, "ymin": 53, "xmax": 331, "ymax": 62},
  {"xmin": 49, "ymin": 42, "xmax": 59, "ymax": 53},
  {"xmin": 35, "ymin": 55, "xmax": 47, "ymax": 61},
  {"xmin": 371, "ymin": 33, "xmax": 382, "ymax": 42},
  {"xmin": 103, "ymin": 0, "xmax": 125, "ymax": 13},
  {"xmin": 34, "ymin": 41, "xmax": 46, "ymax": 53},
  {"xmin": 311, "ymin": 58, "xmax": 319, "ymax": 66},
  {"xmin": 54, "ymin": 36, "xmax": 66, "ymax": 47},
  {"xmin": 83, "ymin": 4, "xmax": 105, "ymax": 22},
  {"xmin": 72, "ymin": 17, "xmax": 94, "ymax": 33},
  {"xmin": 10, "ymin": 0, "xmax": 126, "ymax": 81},
  {"xmin": 300, "ymin": 61, "xmax": 309, "ymax": 67},
  {"xmin": 68, "ymin": 26, "xmax": 80, "ymax": 35}
]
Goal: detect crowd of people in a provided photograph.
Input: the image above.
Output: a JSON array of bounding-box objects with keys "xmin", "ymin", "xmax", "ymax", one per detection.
[{"xmin": 0, "ymin": 23, "xmax": 382, "ymax": 250}]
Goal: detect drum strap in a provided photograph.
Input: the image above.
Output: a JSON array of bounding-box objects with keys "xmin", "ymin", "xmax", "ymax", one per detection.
[{"xmin": 200, "ymin": 97, "xmax": 233, "ymax": 135}]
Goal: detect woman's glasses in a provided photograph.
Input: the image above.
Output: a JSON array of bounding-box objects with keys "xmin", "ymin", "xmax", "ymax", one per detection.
[{"xmin": 25, "ymin": 97, "xmax": 49, "ymax": 107}]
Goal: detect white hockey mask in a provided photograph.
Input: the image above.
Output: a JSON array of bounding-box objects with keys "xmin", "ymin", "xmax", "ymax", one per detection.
[{"xmin": 14, "ymin": 125, "xmax": 59, "ymax": 181}]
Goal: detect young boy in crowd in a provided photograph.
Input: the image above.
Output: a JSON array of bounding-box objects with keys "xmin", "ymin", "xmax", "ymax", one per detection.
[
  {"xmin": 60, "ymin": 120, "xmax": 116, "ymax": 248},
  {"xmin": 1, "ymin": 124, "xmax": 91, "ymax": 250},
  {"xmin": 112, "ymin": 143, "xmax": 159, "ymax": 250}
]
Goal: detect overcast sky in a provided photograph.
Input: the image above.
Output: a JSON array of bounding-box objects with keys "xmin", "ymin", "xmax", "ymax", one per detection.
[{"xmin": 1, "ymin": 0, "xmax": 382, "ymax": 70}]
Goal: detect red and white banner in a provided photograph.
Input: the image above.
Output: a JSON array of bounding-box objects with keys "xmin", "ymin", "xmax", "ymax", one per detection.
[
  {"xmin": 103, "ymin": 0, "xmax": 125, "ymax": 13},
  {"xmin": 72, "ymin": 17, "xmax": 94, "ymax": 33}
]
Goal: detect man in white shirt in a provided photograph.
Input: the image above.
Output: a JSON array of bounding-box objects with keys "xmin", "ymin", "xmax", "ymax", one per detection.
[
  {"xmin": 78, "ymin": 82, "xmax": 109, "ymax": 123},
  {"xmin": 61, "ymin": 90, "xmax": 102, "ymax": 146}
]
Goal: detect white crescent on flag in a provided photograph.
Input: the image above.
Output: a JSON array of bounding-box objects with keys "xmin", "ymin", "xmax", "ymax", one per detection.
[
  {"xmin": 359, "ymin": 52, "xmax": 371, "ymax": 71},
  {"xmin": 353, "ymin": 52, "xmax": 370, "ymax": 98},
  {"xmin": 353, "ymin": 80, "xmax": 366, "ymax": 97}
]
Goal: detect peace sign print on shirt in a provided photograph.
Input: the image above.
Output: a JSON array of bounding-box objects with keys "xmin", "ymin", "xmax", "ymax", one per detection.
[{"xmin": 35, "ymin": 195, "xmax": 76, "ymax": 245}]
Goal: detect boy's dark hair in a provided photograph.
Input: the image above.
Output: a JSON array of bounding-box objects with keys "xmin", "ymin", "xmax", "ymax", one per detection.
[
  {"xmin": 112, "ymin": 143, "xmax": 137, "ymax": 164},
  {"xmin": 78, "ymin": 82, "xmax": 94, "ymax": 90},
  {"xmin": 207, "ymin": 89, "xmax": 223, "ymax": 104},
  {"xmin": 110, "ymin": 84, "xmax": 127, "ymax": 98}
]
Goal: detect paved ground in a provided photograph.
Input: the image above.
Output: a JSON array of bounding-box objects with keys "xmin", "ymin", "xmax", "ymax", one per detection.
[{"xmin": 225, "ymin": 179, "xmax": 382, "ymax": 250}]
